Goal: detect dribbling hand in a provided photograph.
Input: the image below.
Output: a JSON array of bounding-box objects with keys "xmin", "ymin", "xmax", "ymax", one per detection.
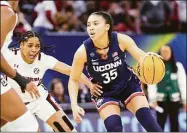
[
  {"xmin": 146, "ymin": 52, "xmax": 163, "ymax": 60},
  {"xmin": 25, "ymin": 82, "xmax": 40, "ymax": 99},
  {"xmin": 71, "ymin": 105, "xmax": 85, "ymax": 123}
]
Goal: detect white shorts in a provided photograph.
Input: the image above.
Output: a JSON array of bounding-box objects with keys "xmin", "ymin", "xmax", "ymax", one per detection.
[
  {"xmin": 26, "ymin": 94, "xmax": 62, "ymax": 122},
  {"xmin": 0, "ymin": 74, "xmax": 12, "ymax": 95}
]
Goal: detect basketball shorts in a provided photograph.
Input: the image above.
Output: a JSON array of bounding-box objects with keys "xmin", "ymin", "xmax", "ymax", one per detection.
[
  {"xmin": 25, "ymin": 94, "xmax": 62, "ymax": 122},
  {"xmin": 92, "ymin": 75, "xmax": 145, "ymax": 112}
]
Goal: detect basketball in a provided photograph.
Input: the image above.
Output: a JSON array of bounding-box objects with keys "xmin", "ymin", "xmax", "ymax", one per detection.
[{"xmin": 136, "ymin": 54, "xmax": 165, "ymax": 84}]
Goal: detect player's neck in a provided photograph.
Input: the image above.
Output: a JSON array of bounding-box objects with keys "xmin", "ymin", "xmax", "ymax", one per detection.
[{"xmin": 93, "ymin": 33, "xmax": 109, "ymax": 48}]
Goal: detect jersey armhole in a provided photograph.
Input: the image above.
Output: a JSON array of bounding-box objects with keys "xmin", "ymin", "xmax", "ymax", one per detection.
[{"xmin": 115, "ymin": 32, "xmax": 125, "ymax": 53}]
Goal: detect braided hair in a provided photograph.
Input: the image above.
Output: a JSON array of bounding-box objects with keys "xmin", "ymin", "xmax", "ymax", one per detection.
[{"xmin": 19, "ymin": 31, "xmax": 55, "ymax": 53}]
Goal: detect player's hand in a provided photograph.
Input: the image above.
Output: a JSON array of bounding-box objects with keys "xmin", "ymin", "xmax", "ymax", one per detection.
[
  {"xmin": 90, "ymin": 83, "xmax": 103, "ymax": 97},
  {"xmin": 25, "ymin": 82, "xmax": 40, "ymax": 99},
  {"xmin": 146, "ymin": 52, "xmax": 163, "ymax": 60},
  {"xmin": 71, "ymin": 105, "xmax": 85, "ymax": 123}
]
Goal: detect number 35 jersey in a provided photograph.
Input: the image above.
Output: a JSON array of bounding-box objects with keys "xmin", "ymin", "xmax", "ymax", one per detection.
[{"xmin": 84, "ymin": 32, "xmax": 135, "ymax": 97}]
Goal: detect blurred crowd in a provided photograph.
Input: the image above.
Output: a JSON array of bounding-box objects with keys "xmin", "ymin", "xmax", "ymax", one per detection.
[
  {"xmin": 49, "ymin": 78, "xmax": 91, "ymax": 104},
  {"xmin": 16, "ymin": 0, "xmax": 186, "ymax": 35}
]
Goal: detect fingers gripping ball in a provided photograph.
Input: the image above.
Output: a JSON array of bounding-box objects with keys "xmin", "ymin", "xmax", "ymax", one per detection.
[{"xmin": 136, "ymin": 54, "xmax": 165, "ymax": 84}]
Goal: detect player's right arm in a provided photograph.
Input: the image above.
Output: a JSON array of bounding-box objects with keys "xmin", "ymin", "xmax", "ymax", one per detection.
[
  {"xmin": 0, "ymin": 6, "xmax": 17, "ymax": 78},
  {"xmin": 68, "ymin": 44, "xmax": 87, "ymax": 123},
  {"xmin": 0, "ymin": 7, "xmax": 40, "ymax": 99}
]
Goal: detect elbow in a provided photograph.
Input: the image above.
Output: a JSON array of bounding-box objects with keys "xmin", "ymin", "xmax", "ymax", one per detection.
[{"xmin": 68, "ymin": 77, "xmax": 78, "ymax": 85}]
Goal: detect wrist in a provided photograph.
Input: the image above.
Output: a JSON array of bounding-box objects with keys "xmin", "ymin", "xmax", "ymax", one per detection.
[
  {"xmin": 87, "ymin": 82, "xmax": 93, "ymax": 89},
  {"xmin": 13, "ymin": 72, "xmax": 29, "ymax": 90},
  {"xmin": 71, "ymin": 103, "xmax": 78, "ymax": 108}
]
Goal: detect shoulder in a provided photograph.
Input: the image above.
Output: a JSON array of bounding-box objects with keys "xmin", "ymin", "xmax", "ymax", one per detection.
[
  {"xmin": 116, "ymin": 32, "xmax": 136, "ymax": 51},
  {"xmin": 74, "ymin": 44, "xmax": 87, "ymax": 63},
  {"xmin": 117, "ymin": 32, "xmax": 134, "ymax": 43},
  {"xmin": 40, "ymin": 52, "xmax": 57, "ymax": 60},
  {"xmin": 75, "ymin": 44, "xmax": 86, "ymax": 57},
  {"xmin": 83, "ymin": 38, "xmax": 92, "ymax": 46}
]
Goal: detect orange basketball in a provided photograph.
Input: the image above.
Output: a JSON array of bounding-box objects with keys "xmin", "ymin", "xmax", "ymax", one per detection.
[{"xmin": 136, "ymin": 54, "xmax": 165, "ymax": 84}]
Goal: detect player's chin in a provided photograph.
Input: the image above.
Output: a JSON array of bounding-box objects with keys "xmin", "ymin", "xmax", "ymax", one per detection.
[
  {"xmin": 28, "ymin": 57, "xmax": 36, "ymax": 62},
  {"xmin": 90, "ymin": 35, "xmax": 98, "ymax": 40}
]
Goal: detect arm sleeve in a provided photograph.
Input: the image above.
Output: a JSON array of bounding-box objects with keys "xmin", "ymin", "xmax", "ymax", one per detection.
[{"xmin": 176, "ymin": 62, "xmax": 186, "ymax": 104}]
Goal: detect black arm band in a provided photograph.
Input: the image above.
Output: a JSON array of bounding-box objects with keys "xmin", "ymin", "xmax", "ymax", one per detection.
[{"xmin": 13, "ymin": 72, "xmax": 29, "ymax": 92}]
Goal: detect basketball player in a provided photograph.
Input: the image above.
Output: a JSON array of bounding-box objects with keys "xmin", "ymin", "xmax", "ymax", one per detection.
[
  {"xmin": 0, "ymin": 1, "xmax": 39, "ymax": 131},
  {"xmin": 68, "ymin": 11, "xmax": 163, "ymax": 132},
  {"xmin": 1, "ymin": 31, "xmax": 101, "ymax": 132}
]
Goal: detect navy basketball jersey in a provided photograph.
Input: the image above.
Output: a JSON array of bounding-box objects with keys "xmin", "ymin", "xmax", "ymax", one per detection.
[{"xmin": 84, "ymin": 32, "xmax": 134, "ymax": 96}]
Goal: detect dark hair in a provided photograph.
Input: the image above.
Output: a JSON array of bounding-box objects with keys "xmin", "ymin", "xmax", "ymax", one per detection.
[
  {"xmin": 91, "ymin": 11, "xmax": 113, "ymax": 46},
  {"xmin": 49, "ymin": 78, "xmax": 67, "ymax": 103},
  {"xmin": 19, "ymin": 31, "xmax": 55, "ymax": 53},
  {"xmin": 159, "ymin": 45, "xmax": 178, "ymax": 73},
  {"xmin": 49, "ymin": 78, "xmax": 63, "ymax": 92}
]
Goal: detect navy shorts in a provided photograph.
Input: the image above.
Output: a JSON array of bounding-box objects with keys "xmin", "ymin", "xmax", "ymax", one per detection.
[{"xmin": 91, "ymin": 76, "xmax": 145, "ymax": 112}]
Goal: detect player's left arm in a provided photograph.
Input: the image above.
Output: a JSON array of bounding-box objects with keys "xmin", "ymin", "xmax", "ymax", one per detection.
[
  {"xmin": 53, "ymin": 61, "xmax": 93, "ymax": 89},
  {"xmin": 117, "ymin": 33, "xmax": 162, "ymax": 62},
  {"xmin": 117, "ymin": 33, "xmax": 146, "ymax": 62}
]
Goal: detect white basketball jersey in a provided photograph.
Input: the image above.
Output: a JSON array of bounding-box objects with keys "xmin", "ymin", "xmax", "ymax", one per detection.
[{"xmin": 3, "ymin": 49, "xmax": 59, "ymax": 103}]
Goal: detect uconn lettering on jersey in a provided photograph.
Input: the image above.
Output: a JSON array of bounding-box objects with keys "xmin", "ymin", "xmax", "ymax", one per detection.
[{"xmin": 93, "ymin": 59, "xmax": 122, "ymax": 72}]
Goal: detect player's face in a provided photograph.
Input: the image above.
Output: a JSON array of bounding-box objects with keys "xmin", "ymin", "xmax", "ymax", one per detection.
[
  {"xmin": 54, "ymin": 82, "xmax": 64, "ymax": 96},
  {"xmin": 20, "ymin": 37, "xmax": 41, "ymax": 64},
  {"xmin": 87, "ymin": 14, "xmax": 110, "ymax": 41},
  {"xmin": 160, "ymin": 46, "xmax": 171, "ymax": 61}
]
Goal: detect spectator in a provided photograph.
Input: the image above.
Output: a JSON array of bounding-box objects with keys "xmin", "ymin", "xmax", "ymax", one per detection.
[
  {"xmin": 86, "ymin": 1, "xmax": 97, "ymax": 15},
  {"xmin": 148, "ymin": 45, "xmax": 186, "ymax": 132},
  {"xmin": 108, "ymin": 2, "xmax": 127, "ymax": 32},
  {"xmin": 49, "ymin": 78, "xmax": 70, "ymax": 104},
  {"xmin": 120, "ymin": 1, "xmax": 141, "ymax": 33},
  {"xmin": 33, "ymin": 1, "xmax": 58, "ymax": 36},
  {"xmin": 99, "ymin": 0, "xmax": 110, "ymax": 11},
  {"xmin": 18, "ymin": 0, "xmax": 37, "ymax": 25},
  {"xmin": 169, "ymin": 0, "xmax": 180, "ymax": 32},
  {"xmin": 140, "ymin": 1, "xmax": 172, "ymax": 33},
  {"xmin": 176, "ymin": 1, "xmax": 186, "ymax": 32},
  {"xmin": 78, "ymin": 82, "xmax": 91, "ymax": 103},
  {"xmin": 76, "ymin": 12, "xmax": 89, "ymax": 32},
  {"xmin": 15, "ymin": 6, "xmax": 32, "ymax": 33},
  {"xmin": 72, "ymin": 1, "xmax": 87, "ymax": 17}
]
